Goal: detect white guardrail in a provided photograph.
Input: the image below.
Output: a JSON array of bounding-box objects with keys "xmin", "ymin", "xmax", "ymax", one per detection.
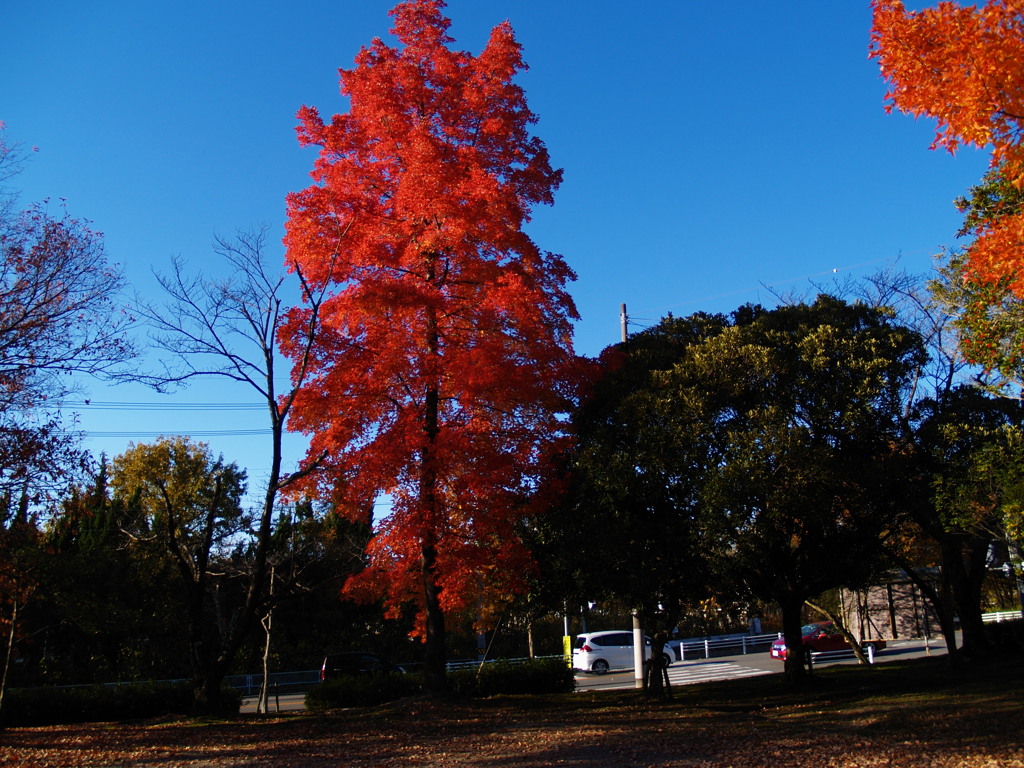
[
  {"xmin": 983, "ymin": 609, "xmax": 1023, "ymax": 623},
  {"xmin": 669, "ymin": 632, "xmax": 778, "ymax": 661}
]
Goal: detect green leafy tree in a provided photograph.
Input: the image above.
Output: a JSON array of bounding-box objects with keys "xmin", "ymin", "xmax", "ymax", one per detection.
[
  {"xmin": 911, "ymin": 388, "xmax": 1024, "ymax": 657},
  {"xmin": 0, "ymin": 494, "xmax": 43, "ymax": 717},
  {"xmin": 39, "ymin": 459, "xmax": 187, "ymax": 684},
  {"xmin": 827, "ymin": 264, "xmax": 1024, "ymax": 660},
  {"xmin": 547, "ymin": 298, "xmax": 923, "ymax": 685},
  {"xmin": 110, "ymin": 437, "xmax": 246, "ymax": 712},
  {"xmin": 669, "ymin": 298, "xmax": 924, "ymax": 683},
  {"xmin": 928, "ymin": 166, "xmax": 1024, "ymax": 393},
  {"xmin": 536, "ymin": 313, "xmax": 728, "ymax": 690}
]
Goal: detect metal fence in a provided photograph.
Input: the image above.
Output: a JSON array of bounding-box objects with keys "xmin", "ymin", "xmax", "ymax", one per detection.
[
  {"xmin": 229, "ymin": 655, "xmax": 564, "ymax": 696},
  {"xmin": 807, "ymin": 645, "xmax": 879, "ymax": 665},
  {"xmin": 225, "ymin": 670, "xmax": 321, "ymax": 696},
  {"xmin": 669, "ymin": 633, "xmax": 778, "ymax": 661},
  {"xmin": 982, "ymin": 609, "xmax": 1023, "ymax": 623},
  {"xmin": 442, "ymin": 655, "xmax": 563, "ymax": 673}
]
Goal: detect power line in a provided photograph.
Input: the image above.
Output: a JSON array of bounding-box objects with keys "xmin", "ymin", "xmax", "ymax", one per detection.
[
  {"xmin": 64, "ymin": 401, "xmax": 265, "ymax": 411},
  {"xmin": 79, "ymin": 429, "xmax": 272, "ymax": 438}
]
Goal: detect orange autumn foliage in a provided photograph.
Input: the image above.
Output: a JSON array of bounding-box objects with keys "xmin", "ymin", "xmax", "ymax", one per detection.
[
  {"xmin": 870, "ymin": 0, "xmax": 1024, "ymax": 294},
  {"xmin": 279, "ymin": 1, "xmax": 581, "ymax": 634}
]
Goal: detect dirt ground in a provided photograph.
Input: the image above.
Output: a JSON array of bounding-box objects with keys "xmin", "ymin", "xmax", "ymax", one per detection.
[{"xmin": 2, "ymin": 659, "xmax": 1022, "ymax": 767}]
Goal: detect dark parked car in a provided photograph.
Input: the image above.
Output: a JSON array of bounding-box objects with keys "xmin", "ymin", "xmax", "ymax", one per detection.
[
  {"xmin": 320, "ymin": 652, "xmax": 403, "ymax": 681},
  {"xmin": 770, "ymin": 621, "xmax": 886, "ymax": 661}
]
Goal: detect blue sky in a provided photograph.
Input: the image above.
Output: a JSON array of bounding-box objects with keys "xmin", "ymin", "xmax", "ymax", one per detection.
[{"xmin": 2, "ymin": 1, "xmax": 989, "ymax": 501}]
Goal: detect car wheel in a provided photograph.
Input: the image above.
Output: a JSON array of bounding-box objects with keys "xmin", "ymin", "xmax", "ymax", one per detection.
[
  {"xmin": 591, "ymin": 659, "xmax": 609, "ymax": 674},
  {"xmin": 662, "ymin": 653, "xmax": 673, "ymax": 668}
]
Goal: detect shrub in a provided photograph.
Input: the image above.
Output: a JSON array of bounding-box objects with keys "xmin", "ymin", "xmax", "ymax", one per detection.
[
  {"xmin": 1, "ymin": 682, "xmax": 241, "ymax": 727},
  {"xmin": 983, "ymin": 618, "xmax": 1024, "ymax": 653},
  {"xmin": 305, "ymin": 658, "xmax": 576, "ymax": 711},
  {"xmin": 305, "ymin": 672, "xmax": 420, "ymax": 711},
  {"xmin": 450, "ymin": 658, "xmax": 576, "ymax": 697}
]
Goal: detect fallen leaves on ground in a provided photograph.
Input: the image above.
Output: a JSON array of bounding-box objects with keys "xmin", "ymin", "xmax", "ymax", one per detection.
[{"xmin": 3, "ymin": 660, "xmax": 1022, "ymax": 767}]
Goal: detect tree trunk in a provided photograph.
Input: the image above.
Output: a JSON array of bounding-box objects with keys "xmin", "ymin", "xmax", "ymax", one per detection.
[
  {"xmin": 185, "ymin": 596, "xmax": 221, "ymax": 714},
  {"xmin": 185, "ymin": 534, "xmax": 229, "ymax": 712},
  {"xmin": 0, "ymin": 597, "xmax": 19, "ymax": 720},
  {"xmin": 945, "ymin": 535, "xmax": 992, "ymax": 657},
  {"xmin": 644, "ymin": 631, "xmax": 671, "ymax": 699},
  {"xmin": 779, "ymin": 596, "xmax": 809, "ymax": 685},
  {"xmin": 195, "ymin": 669, "xmax": 224, "ymax": 714},
  {"xmin": 421, "ymin": 538, "xmax": 448, "ymax": 696},
  {"xmin": 191, "ymin": 408, "xmax": 291, "ymax": 714},
  {"xmin": 1009, "ymin": 540, "xmax": 1024, "ymax": 615},
  {"xmin": 419, "ymin": 405, "xmax": 449, "ymax": 699},
  {"xmin": 258, "ymin": 567, "xmax": 275, "ymax": 714},
  {"xmin": 886, "ymin": 553, "xmax": 961, "ymax": 664},
  {"xmin": 419, "ymin": 298, "xmax": 449, "ymax": 697}
]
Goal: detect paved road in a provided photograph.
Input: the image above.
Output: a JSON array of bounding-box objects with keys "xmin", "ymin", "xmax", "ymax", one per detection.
[
  {"xmin": 241, "ymin": 637, "xmax": 950, "ymax": 712},
  {"xmin": 241, "ymin": 693, "xmax": 306, "ymax": 714},
  {"xmin": 574, "ymin": 636, "xmax": 948, "ymax": 692}
]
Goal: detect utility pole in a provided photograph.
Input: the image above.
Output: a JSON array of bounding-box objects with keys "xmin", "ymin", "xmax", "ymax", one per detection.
[
  {"xmin": 632, "ymin": 610, "xmax": 645, "ymax": 689},
  {"xmin": 620, "ymin": 303, "xmax": 628, "ymax": 343}
]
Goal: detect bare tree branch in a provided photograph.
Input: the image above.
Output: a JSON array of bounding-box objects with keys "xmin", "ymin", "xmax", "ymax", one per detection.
[{"xmin": 126, "ymin": 224, "xmax": 335, "ymax": 711}]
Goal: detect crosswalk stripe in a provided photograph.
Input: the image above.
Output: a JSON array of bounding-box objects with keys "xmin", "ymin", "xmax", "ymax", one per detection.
[{"xmin": 667, "ymin": 662, "xmax": 772, "ymax": 686}]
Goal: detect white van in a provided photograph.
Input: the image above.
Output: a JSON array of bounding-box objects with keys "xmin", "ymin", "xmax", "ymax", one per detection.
[{"xmin": 572, "ymin": 631, "xmax": 672, "ymax": 674}]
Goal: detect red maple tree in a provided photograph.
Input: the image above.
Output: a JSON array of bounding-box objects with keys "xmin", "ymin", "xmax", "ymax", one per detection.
[
  {"xmin": 280, "ymin": 0, "xmax": 580, "ymax": 692},
  {"xmin": 870, "ymin": 0, "xmax": 1024, "ymax": 294}
]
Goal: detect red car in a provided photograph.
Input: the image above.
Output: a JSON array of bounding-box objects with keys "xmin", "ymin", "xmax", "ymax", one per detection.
[{"xmin": 770, "ymin": 621, "xmax": 886, "ymax": 660}]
